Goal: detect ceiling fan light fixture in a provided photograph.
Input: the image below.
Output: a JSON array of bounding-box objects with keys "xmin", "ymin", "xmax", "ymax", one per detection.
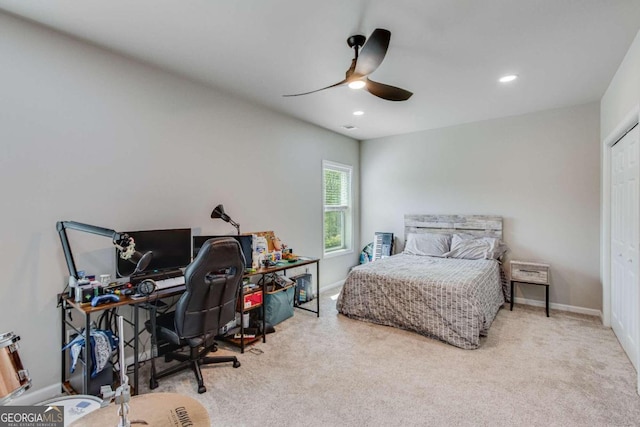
[
  {"xmin": 499, "ymin": 74, "xmax": 518, "ymax": 83},
  {"xmin": 283, "ymin": 29, "xmax": 412, "ymax": 101}
]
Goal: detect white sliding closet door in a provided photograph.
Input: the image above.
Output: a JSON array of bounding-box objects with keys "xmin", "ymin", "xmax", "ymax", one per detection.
[{"xmin": 611, "ymin": 124, "xmax": 639, "ymax": 370}]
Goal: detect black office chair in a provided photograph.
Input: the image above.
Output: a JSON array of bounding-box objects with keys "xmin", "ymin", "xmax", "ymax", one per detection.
[{"xmin": 146, "ymin": 237, "xmax": 244, "ymax": 393}]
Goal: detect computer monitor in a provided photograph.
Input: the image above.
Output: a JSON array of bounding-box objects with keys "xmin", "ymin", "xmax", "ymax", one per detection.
[
  {"xmin": 193, "ymin": 235, "xmax": 253, "ymax": 269},
  {"xmin": 116, "ymin": 228, "xmax": 192, "ymax": 278}
]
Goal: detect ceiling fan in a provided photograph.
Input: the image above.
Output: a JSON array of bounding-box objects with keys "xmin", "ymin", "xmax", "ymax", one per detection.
[{"xmin": 284, "ymin": 28, "xmax": 413, "ymax": 101}]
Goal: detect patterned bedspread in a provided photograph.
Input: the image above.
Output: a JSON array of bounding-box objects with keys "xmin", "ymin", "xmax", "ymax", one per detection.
[{"xmin": 336, "ymin": 254, "xmax": 505, "ymax": 349}]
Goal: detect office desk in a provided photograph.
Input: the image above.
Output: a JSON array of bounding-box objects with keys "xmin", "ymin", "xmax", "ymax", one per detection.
[{"xmin": 59, "ymin": 257, "xmax": 320, "ymax": 394}]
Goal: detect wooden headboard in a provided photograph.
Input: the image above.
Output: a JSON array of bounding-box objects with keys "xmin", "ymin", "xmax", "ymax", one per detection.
[{"xmin": 404, "ymin": 214, "xmax": 503, "ymax": 241}]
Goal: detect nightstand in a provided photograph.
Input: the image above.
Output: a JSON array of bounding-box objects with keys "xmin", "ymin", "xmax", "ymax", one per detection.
[{"xmin": 510, "ymin": 260, "xmax": 550, "ymax": 317}]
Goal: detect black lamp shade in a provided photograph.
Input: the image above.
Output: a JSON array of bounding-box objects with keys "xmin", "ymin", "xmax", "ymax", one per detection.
[
  {"xmin": 211, "ymin": 204, "xmax": 230, "ymax": 222},
  {"xmin": 210, "ymin": 203, "xmax": 240, "ymax": 235}
]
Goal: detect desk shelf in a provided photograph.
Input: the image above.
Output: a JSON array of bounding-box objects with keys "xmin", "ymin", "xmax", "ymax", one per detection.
[
  {"xmin": 226, "ymin": 257, "xmax": 321, "ymax": 353},
  {"xmin": 229, "ymin": 283, "xmax": 266, "ymax": 353},
  {"xmin": 225, "ymin": 335, "xmax": 263, "ymax": 346}
]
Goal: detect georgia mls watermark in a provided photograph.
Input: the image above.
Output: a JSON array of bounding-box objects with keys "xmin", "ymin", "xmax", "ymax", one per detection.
[{"xmin": 0, "ymin": 406, "xmax": 64, "ymax": 427}]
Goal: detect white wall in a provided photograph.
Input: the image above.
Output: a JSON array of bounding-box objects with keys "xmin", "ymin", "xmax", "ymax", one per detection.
[
  {"xmin": 0, "ymin": 12, "xmax": 359, "ymax": 399},
  {"xmin": 360, "ymin": 102, "xmax": 601, "ymax": 310},
  {"xmin": 601, "ymin": 30, "xmax": 640, "ymax": 140}
]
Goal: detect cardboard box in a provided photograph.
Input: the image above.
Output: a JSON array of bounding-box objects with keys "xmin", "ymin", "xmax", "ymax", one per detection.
[{"xmin": 238, "ymin": 289, "xmax": 263, "ymax": 310}]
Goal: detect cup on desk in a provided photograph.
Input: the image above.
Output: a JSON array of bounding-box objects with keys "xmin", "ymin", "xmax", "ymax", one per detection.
[{"xmin": 242, "ymin": 313, "xmax": 250, "ymax": 328}]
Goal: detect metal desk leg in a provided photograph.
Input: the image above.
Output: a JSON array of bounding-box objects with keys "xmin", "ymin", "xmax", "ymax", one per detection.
[
  {"xmin": 83, "ymin": 312, "xmax": 91, "ymax": 394},
  {"xmin": 262, "ymin": 294, "xmax": 267, "ymax": 344},
  {"xmin": 60, "ymin": 302, "xmax": 66, "ymax": 392},
  {"xmin": 510, "ymin": 281, "xmax": 514, "ymax": 311},
  {"xmin": 316, "ymin": 261, "xmax": 320, "ymax": 317},
  {"xmin": 134, "ymin": 304, "xmax": 139, "ymax": 395},
  {"xmin": 261, "ymin": 274, "xmax": 266, "ymax": 344},
  {"xmin": 545, "ymin": 285, "xmax": 550, "ymax": 317}
]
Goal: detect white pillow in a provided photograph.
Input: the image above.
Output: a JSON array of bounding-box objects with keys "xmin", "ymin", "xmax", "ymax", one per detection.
[
  {"xmin": 444, "ymin": 233, "xmax": 508, "ymax": 260},
  {"xmin": 404, "ymin": 233, "xmax": 451, "ymax": 257}
]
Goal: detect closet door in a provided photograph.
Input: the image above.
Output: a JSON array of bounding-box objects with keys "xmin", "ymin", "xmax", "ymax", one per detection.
[{"xmin": 611, "ymin": 124, "xmax": 639, "ymax": 370}]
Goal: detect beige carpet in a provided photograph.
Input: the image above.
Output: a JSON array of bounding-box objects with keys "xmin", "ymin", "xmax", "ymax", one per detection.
[{"xmin": 135, "ymin": 288, "xmax": 640, "ymax": 426}]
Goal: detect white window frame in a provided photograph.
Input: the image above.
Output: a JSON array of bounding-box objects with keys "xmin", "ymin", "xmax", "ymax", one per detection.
[{"xmin": 322, "ymin": 160, "xmax": 353, "ymax": 258}]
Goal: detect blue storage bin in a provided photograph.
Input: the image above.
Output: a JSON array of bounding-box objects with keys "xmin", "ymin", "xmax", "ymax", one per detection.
[{"xmin": 264, "ymin": 284, "xmax": 295, "ymax": 325}]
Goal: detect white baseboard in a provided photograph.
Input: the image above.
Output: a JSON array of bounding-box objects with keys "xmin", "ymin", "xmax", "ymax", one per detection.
[
  {"xmin": 513, "ymin": 296, "xmax": 603, "ymax": 320},
  {"xmin": 320, "ymin": 279, "xmax": 344, "ymax": 293}
]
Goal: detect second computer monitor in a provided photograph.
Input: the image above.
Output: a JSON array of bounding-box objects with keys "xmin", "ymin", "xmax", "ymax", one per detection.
[{"xmin": 193, "ymin": 235, "xmax": 253, "ymax": 268}]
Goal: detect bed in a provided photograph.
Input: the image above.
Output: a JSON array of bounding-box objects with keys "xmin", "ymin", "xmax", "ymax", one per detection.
[{"xmin": 336, "ymin": 215, "xmax": 508, "ymax": 349}]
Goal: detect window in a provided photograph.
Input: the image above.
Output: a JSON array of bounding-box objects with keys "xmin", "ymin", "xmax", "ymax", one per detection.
[{"xmin": 323, "ymin": 160, "xmax": 353, "ymax": 256}]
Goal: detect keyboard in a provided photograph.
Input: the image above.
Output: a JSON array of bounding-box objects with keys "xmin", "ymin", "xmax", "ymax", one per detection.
[
  {"xmin": 154, "ymin": 275, "xmax": 185, "ymax": 291},
  {"xmin": 130, "ymin": 269, "xmax": 183, "ymax": 285}
]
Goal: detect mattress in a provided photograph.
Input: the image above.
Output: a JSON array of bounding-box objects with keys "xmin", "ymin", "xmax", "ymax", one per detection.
[{"xmin": 336, "ymin": 253, "xmax": 505, "ymax": 349}]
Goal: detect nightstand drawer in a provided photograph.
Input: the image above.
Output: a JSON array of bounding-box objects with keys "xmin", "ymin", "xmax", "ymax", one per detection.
[{"xmin": 511, "ymin": 261, "xmax": 550, "ymax": 284}]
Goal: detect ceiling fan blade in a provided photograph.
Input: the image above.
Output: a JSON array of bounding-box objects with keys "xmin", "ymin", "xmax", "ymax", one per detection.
[
  {"xmin": 354, "ymin": 28, "xmax": 391, "ymax": 77},
  {"xmin": 283, "ymin": 80, "xmax": 347, "ymax": 97},
  {"xmin": 365, "ymin": 78, "xmax": 413, "ymax": 101}
]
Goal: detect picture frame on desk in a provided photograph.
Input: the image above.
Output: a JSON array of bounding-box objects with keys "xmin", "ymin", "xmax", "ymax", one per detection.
[{"xmin": 244, "ymin": 231, "xmax": 277, "ymax": 252}]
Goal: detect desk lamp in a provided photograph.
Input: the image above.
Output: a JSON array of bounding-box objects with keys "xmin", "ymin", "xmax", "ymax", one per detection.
[
  {"xmin": 210, "ymin": 204, "xmax": 240, "ymax": 235},
  {"xmin": 56, "ymin": 221, "xmax": 153, "ymax": 281}
]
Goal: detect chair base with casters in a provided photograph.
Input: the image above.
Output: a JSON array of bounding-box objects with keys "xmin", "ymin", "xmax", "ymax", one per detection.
[
  {"xmin": 149, "ymin": 341, "xmax": 240, "ymax": 394},
  {"xmin": 146, "ymin": 313, "xmax": 241, "ymax": 394}
]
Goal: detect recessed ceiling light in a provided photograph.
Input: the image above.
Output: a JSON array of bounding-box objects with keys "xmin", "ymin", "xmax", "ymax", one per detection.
[
  {"xmin": 499, "ymin": 74, "xmax": 518, "ymax": 83},
  {"xmin": 348, "ymin": 80, "xmax": 366, "ymax": 89},
  {"xmin": 353, "ymin": 111, "xmax": 364, "ymax": 116}
]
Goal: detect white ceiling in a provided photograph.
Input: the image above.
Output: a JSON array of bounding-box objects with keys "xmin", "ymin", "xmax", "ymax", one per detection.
[{"xmin": 1, "ymin": 0, "xmax": 639, "ymax": 140}]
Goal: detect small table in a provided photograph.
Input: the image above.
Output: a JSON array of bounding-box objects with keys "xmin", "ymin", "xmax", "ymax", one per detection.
[{"xmin": 509, "ymin": 260, "xmax": 550, "ymax": 317}]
